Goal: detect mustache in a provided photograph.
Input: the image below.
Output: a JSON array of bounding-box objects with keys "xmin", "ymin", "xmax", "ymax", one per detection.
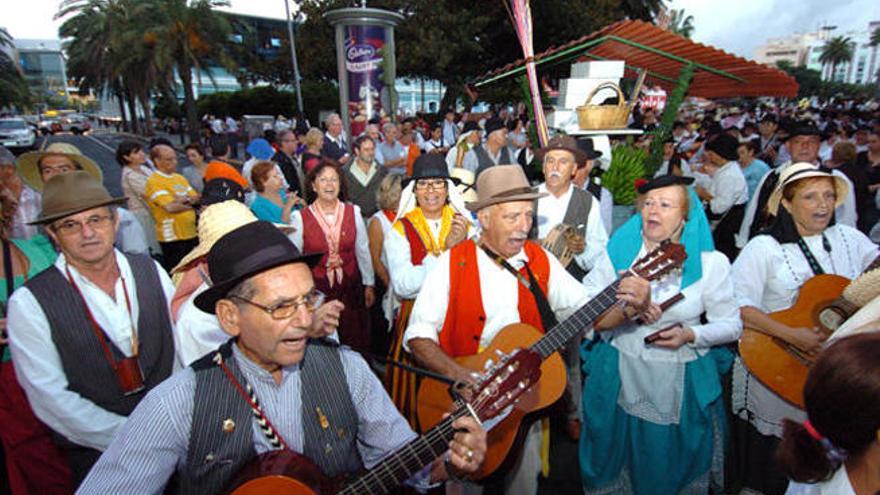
[
  {"xmin": 510, "ymin": 233, "xmax": 528, "ymax": 241},
  {"xmin": 548, "ymin": 171, "xmax": 563, "ymax": 179}
]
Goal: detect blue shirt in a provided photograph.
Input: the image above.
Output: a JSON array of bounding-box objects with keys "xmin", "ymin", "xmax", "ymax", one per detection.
[
  {"xmin": 78, "ymin": 343, "xmax": 432, "ymax": 494},
  {"xmin": 740, "ymin": 159, "xmax": 770, "ymax": 200},
  {"xmin": 250, "ymin": 191, "xmax": 288, "ymax": 224}
]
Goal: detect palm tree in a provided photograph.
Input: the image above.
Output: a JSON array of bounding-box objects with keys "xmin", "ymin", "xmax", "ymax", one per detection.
[
  {"xmin": 0, "ymin": 27, "xmax": 31, "ymax": 109},
  {"xmin": 667, "ymin": 9, "xmax": 695, "ymax": 39},
  {"xmin": 819, "ymin": 36, "xmax": 854, "ymax": 82},
  {"xmin": 147, "ymin": 0, "xmax": 237, "ymax": 142}
]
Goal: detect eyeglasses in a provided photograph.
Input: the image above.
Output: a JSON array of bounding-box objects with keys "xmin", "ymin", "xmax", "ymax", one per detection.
[
  {"xmin": 641, "ymin": 199, "xmax": 680, "ymax": 212},
  {"xmin": 229, "ymin": 289, "xmax": 325, "ymax": 320},
  {"xmin": 415, "ymin": 179, "xmax": 447, "ymax": 191},
  {"xmin": 52, "ymin": 214, "xmax": 114, "ymax": 235}
]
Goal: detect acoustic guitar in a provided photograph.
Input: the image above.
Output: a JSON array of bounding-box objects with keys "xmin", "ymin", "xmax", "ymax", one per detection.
[
  {"xmin": 738, "ymin": 274, "xmax": 850, "ymax": 409},
  {"xmin": 416, "ymin": 241, "xmax": 687, "ymax": 479},
  {"xmin": 227, "ymin": 348, "xmax": 542, "ymax": 494}
]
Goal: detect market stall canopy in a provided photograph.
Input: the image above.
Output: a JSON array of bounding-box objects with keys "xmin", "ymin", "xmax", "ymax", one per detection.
[{"xmin": 474, "ymin": 19, "xmax": 798, "ymax": 99}]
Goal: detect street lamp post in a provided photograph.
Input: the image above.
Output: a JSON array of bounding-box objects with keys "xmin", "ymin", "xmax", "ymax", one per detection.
[{"xmin": 284, "ymin": 0, "xmax": 304, "ymax": 117}]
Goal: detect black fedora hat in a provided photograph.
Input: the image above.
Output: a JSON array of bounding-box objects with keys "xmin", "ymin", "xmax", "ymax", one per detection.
[
  {"xmin": 784, "ymin": 120, "xmax": 820, "ymax": 141},
  {"xmin": 403, "ymin": 153, "xmax": 460, "ymax": 187},
  {"xmin": 637, "ymin": 174, "xmax": 694, "ymax": 194},
  {"xmin": 194, "ymin": 221, "xmax": 323, "ymax": 314}
]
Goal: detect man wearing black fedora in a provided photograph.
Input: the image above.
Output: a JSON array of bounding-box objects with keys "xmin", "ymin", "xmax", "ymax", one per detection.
[
  {"xmin": 6, "ymin": 171, "xmax": 176, "ymax": 486},
  {"xmin": 80, "ymin": 220, "xmax": 487, "ymax": 493}
]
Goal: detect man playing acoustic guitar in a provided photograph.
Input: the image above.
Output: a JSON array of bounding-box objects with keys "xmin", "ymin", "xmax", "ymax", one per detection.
[
  {"xmin": 404, "ymin": 165, "xmax": 652, "ymax": 494},
  {"xmin": 79, "ymin": 221, "xmax": 487, "ymax": 494}
]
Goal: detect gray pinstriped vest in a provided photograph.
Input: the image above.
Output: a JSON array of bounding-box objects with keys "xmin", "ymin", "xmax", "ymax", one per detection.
[
  {"xmin": 473, "ymin": 144, "xmax": 512, "ymax": 178},
  {"xmin": 177, "ymin": 338, "xmax": 361, "ymax": 495}
]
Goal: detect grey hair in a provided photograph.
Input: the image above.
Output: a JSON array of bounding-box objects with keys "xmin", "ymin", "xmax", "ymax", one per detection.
[
  {"xmin": 227, "ymin": 277, "xmax": 258, "ymax": 305},
  {"xmin": 0, "ymin": 146, "xmax": 14, "ymax": 166}
]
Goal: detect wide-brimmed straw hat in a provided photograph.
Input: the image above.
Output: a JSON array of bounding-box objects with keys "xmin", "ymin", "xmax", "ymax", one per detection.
[
  {"xmin": 767, "ymin": 162, "xmax": 848, "ymax": 216},
  {"xmin": 16, "ymin": 142, "xmax": 103, "ymax": 191},
  {"xmin": 29, "ymin": 170, "xmax": 126, "ymax": 225},
  {"xmin": 194, "ymin": 221, "xmax": 323, "ymax": 314},
  {"xmin": 172, "ymin": 200, "xmax": 293, "ymax": 274},
  {"xmin": 449, "ymin": 167, "xmax": 478, "ymax": 203},
  {"xmin": 465, "ymin": 165, "xmax": 547, "ymax": 212}
]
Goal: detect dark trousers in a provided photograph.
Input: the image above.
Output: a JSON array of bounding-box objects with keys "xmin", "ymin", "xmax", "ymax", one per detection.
[
  {"xmin": 710, "ymin": 203, "xmax": 745, "ymax": 262},
  {"xmin": 159, "ymin": 238, "xmax": 198, "ymax": 272}
]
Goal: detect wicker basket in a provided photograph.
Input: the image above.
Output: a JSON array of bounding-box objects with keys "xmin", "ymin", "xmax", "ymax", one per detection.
[
  {"xmin": 575, "ymin": 83, "xmax": 629, "ymax": 130},
  {"xmin": 575, "ymin": 71, "xmax": 645, "ymax": 131}
]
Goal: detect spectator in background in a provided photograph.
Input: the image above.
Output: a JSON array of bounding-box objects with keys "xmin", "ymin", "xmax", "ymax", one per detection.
[
  {"xmin": 445, "ymin": 121, "xmax": 481, "ymax": 172},
  {"xmin": 242, "ymin": 137, "xmax": 287, "ymax": 193},
  {"xmin": 400, "ymin": 129, "xmax": 421, "ymax": 176},
  {"xmin": 300, "ymin": 128, "xmax": 325, "ymax": 176},
  {"xmin": 224, "ymin": 115, "xmax": 239, "ymax": 159},
  {"xmin": 461, "ymin": 117, "xmax": 511, "ymax": 177},
  {"xmin": 423, "ymin": 123, "xmax": 448, "ymax": 155},
  {"xmin": 857, "ymin": 129, "xmax": 880, "ymax": 196},
  {"xmin": 828, "ymin": 141, "xmax": 875, "ymax": 234},
  {"xmin": 366, "ymin": 172, "xmax": 404, "ymax": 357},
  {"xmin": 203, "ymin": 135, "xmax": 248, "ymax": 191},
  {"xmin": 377, "ymin": 123, "xmax": 406, "ymax": 175},
  {"xmin": 145, "ymin": 144, "xmax": 200, "ymax": 270},
  {"xmin": 182, "ymin": 143, "xmax": 208, "ymax": 193},
  {"xmin": 271, "ymin": 130, "xmax": 305, "ymax": 197},
  {"xmin": 737, "ymin": 139, "xmax": 770, "ymax": 201},
  {"xmin": 249, "ymin": 160, "xmax": 303, "ymax": 224},
  {"xmin": 442, "ymin": 109, "xmax": 458, "ymax": 147},
  {"xmin": 342, "ymin": 136, "xmax": 387, "ymax": 219},
  {"xmin": 695, "ymin": 134, "xmax": 748, "ymax": 260},
  {"xmin": 117, "ymin": 141, "xmax": 159, "ymax": 255},
  {"xmin": 321, "ymin": 113, "xmax": 350, "ymax": 165}
]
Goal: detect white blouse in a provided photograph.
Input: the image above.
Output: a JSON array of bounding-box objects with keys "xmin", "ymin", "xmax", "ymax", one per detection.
[{"xmin": 731, "ymin": 224, "xmax": 878, "ymax": 437}]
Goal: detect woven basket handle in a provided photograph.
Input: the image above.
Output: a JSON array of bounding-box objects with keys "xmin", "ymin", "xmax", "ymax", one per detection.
[{"xmin": 583, "ymin": 82, "xmax": 625, "ymax": 107}]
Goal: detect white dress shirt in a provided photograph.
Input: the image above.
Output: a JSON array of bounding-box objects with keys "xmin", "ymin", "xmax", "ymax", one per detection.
[
  {"xmin": 7, "ymin": 250, "xmax": 175, "ymax": 451},
  {"xmin": 705, "ymin": 161, "xmax": 748, "ymax": 217},
  {"xmin": 785, "ymin": 466, "xmax": 856, "ymax": 495},
  {"xmin": 403, "ymin": 242, "xmax": 591, "ymax": 352},
  {"xmin": 535, "ymin": 183, "xmax": 608, "ymax": 273},
  {"xmin": 289, "ymin": 203, "xmax": 374, "ymax": 286},
  {"xmin": 173, "ymin": 282, "xmax": 228, "ymax": 367}
]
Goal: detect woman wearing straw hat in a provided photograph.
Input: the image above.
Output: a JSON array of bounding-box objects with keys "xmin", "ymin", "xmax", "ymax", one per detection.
[{"xmin": 730, "ymin": 162, "xmax": 879, "ymax": 494}]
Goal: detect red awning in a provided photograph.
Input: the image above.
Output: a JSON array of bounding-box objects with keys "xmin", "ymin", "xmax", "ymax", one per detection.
[{"xmin": 475, "ymin": 20, "xmax": 798, "ymax": 99}]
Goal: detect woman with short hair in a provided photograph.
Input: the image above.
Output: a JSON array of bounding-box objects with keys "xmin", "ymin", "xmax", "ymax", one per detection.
[{"xmin": 248, "ymin": 160, "xmax": 301, "ymax": 224}]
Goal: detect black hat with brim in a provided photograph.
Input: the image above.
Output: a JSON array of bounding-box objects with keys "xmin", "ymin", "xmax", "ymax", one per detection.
[
  {"xmin": 705, "ymin": 134, "xmax": 740, "ymax": 161},
  {"xmin": 637, "ymin": 174, "xmax": 695, "ymax": 194},
  {"xmin": 483, "ymin": 117, "xmax": 506, "ymax": 137},
  {"xmin": 403, "ymin": 153, "xmax": 460, "ymax": 187},
  {"xmin": 784, "ymin": 120, "xmax": 821, "ymax": 141},
  {"xmin": 194, "ymin": 221, "xmax": 323, "ymax": 314}
]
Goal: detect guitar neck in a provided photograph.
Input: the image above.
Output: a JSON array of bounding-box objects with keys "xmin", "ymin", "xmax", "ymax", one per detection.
[
  {"xmin": 532, "ymin": 280, "xmax": 621, "ymax": 360},
  {"xmin": 339, "ymin": 408, "xmax": 466, "ymax": 494}
]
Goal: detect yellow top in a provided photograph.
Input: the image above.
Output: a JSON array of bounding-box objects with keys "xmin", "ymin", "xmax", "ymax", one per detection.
[
  {"xmin": 391, "ymin": 205, "xmax": 460, "ymax": 256},
  {"xmin": 145, "ymin": 171, "xmax": 198, "ymax": 242}
]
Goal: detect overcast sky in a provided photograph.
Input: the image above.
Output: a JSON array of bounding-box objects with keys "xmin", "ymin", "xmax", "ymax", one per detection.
[{"xmin": 3, "ymin": 0, "xmax": 879, "ymax": 61}]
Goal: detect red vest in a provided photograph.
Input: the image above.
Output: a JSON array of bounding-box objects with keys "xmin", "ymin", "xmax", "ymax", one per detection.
[
  {"xmin": 439, "ymin": 240, "xmax": 550, "ymax": 357},
  {"xmin": 301, "ymin": 203, "xmax": 359, "ymax": 287}
]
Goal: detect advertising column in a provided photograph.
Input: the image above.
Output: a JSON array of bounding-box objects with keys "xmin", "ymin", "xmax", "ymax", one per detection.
[{"xmin": 325, "ymin": 7, "xmax": 403, "ymax": 138}]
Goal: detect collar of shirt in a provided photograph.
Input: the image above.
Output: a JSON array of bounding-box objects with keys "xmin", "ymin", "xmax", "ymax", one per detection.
[
  {"xmin": 350, "ymin": 161, "xmax": 378, "ymax": 186},
  {"xmin": 231, "ymin": 340, "xmax": 301, "ymax": 385},
  {"xmin": 536, "ymin": 183, "xmax": 574, "ymax": 238},
  {"xmin": 56, "ymin": 249, "xmax": 139, "ymax": 355},
  {"xmin": 155, "ymin": 170, "xmax": 176, "ymax": 179},
  {"xmin": 325, "ymin": 132, "xmax": 345, "ymax": 147}
]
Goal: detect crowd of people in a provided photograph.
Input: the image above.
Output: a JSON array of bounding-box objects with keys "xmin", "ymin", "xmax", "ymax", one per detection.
[{"xmin": 0, "ymin": 97, "xmax": 877, "ymax": 495}]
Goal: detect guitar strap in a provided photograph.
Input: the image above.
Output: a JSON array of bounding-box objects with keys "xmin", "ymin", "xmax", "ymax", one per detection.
[
  {"xmin": 796, "ymin": 235, "xmax": 828, "ymax": 276},
  {"xmin": 479, "ymin": 243, "xmax": 559, "ymax": 330},
  {"xmin": 3, "ymin": 239, "xmax": 14, "ymax": 303}
]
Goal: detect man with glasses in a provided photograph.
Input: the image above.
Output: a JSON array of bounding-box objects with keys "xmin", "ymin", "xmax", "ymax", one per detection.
[
  {"xmin": 145, "ymin": 144, "xmax": 200, "ymax": 270},
  {"xmin": 6, "ymin": 171, "xmax": 176, "ymax": 487},
  {"xmin": 79, "ymin": 220, "xmax": 487, "ymax": 493},
  {"xmin": 272, "ymin": 129, "xmax": 305, "ymax": 197}
]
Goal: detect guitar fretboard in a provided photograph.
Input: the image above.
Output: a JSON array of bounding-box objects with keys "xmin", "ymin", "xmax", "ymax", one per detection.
[
  {"xmin": 339, "ymin": 407, "xmax": 467, "ymax": 494},
  {"xmin": 532, "ymin": 280, "xmax": 621, "ymax": 359}
]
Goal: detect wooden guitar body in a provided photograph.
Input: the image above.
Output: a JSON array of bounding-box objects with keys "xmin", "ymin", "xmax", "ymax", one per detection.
[
  {"xmin": 416, "ymin": 323, "xmax": 566, "ymax": 479},
  {"xmin": 227, "ymin": 449, "xmax": 332, "ymax": 494},
  {"xmin": 739, "ymin": 274, "xmax": 850, "ymax": 409}
]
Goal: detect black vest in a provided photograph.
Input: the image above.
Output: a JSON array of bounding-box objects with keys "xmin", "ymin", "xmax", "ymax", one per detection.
[
  {"xmin": 530, "ymin": 186, "xmax": 594, "ymax": 281},
  {"xmin": 343, "ymin": 163, "xmax": 388, "ymax": 218},
  {"xmin": 175, "ymin": 339, "xmax": 362, "ymax": 495},
  {"xmin": 473, "ymin": 144, "xmax": 512, "ymax": 178}
]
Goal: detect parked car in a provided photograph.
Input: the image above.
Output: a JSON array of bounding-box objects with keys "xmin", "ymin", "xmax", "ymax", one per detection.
[{"xmin": 0, "ymin": 118, "xmax": 37, "ymax": 152}]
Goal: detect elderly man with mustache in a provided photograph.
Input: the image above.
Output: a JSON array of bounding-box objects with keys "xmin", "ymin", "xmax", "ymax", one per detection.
[{"xmin": 403, "ymin": 165, "xmax": 650, "ymax": 495}]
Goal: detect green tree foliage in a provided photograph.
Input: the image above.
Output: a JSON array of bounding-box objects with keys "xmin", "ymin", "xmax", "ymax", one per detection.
[
  {"xmin": 819, "ymin": 36, "xmax": 854, "ymax": 82},
  {"xmin": 196, "ymin": 81, "xmax": 338, "ymax": 126},
  {"xmin": 0, "ymin": 28, "xmax": 32, "ymax": 109},
  {"xmin": 775, "ymin": 60, "xmax": 876, "ymax": 99},
  {"xmin": 667, "ymin": 9, "xmax": 694, "ymax": 39}
]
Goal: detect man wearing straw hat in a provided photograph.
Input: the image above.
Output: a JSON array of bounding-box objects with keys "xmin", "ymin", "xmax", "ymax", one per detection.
[
  {"xmin": 16, "ymin": 142, "xmax": 150, "ymax": 254},
  {"xmin": 5, "ymin": 171, "xmax": 176, "ymax": 486},
  {"xmin": 404, "ymin": 165, "xmax": 652, "ymax": 494}
]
